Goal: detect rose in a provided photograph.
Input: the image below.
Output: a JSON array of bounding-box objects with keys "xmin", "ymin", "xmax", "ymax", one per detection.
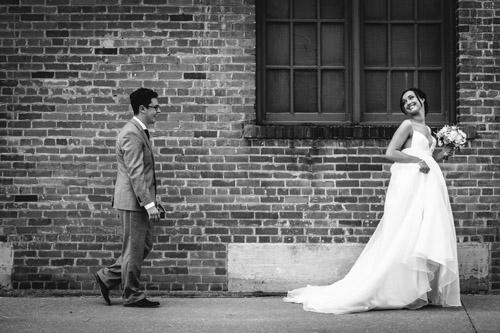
[{"xmin": 435, "ymin": 125, "xmax": 467, "ymax": 160}]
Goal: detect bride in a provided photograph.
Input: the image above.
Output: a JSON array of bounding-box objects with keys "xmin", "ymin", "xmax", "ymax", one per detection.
[{"xmin": 284, "ymin": 88, "xmax": 461, "ymax": 314}]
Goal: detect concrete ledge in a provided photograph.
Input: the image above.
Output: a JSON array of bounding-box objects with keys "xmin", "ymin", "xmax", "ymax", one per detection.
[
  {"xmin": 228, "ymin": 243, "xmax": 490, "ymax": 293},
  {"xmin": 0, "ymin": 242, "xmax": 13, "ymax": 291}
]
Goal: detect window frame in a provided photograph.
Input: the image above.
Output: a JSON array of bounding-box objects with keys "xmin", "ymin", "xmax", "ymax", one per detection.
[{"xmin": 255, "ymin": 0, "xmax": 456, "ymax": 128}]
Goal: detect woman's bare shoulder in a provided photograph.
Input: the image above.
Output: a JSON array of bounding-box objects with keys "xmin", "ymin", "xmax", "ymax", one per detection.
[{"xmin": 395, "ymin": 119, "xmax": 413, "ymax": 135}]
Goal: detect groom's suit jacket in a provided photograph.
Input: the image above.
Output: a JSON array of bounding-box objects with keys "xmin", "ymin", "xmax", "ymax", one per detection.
[{"xmin": 113, "ymin": 118, "xmax": 156, "ymax": 212}]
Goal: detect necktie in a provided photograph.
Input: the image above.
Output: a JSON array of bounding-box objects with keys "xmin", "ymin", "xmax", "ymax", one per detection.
[{"xmin": 144, "ymin": 129, "xmax": 150, "ymax": 140}]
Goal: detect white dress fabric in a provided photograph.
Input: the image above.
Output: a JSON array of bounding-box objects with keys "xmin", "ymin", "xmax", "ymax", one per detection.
[{"xmin": 284, "ymin": 127, "xmax": 461, "ymax": 314}]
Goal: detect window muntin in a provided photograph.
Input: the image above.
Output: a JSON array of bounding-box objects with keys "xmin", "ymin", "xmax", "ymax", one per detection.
[
  {"xmin": 257, "ymin": 0, "xmax": 455, "ymax": 125},
  {"xmin": 259, "ymin": 0, "xmax": 349, "ymax": 123}
]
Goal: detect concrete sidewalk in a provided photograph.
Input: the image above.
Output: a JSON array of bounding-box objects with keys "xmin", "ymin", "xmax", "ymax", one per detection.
[{"xmin": 0, "ymin": 295, "xmax": 499, "ymax": 333}]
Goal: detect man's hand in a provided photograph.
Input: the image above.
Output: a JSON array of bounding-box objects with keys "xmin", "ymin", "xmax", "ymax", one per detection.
[{"xmin": 146, "ymin": 205, "xmax": 160, "ymax": 223}]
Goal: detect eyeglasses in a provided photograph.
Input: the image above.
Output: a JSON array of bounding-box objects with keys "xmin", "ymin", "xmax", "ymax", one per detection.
[{"xmin": 147, "ymin": 105, "xmax": 160, "ymax": 111}]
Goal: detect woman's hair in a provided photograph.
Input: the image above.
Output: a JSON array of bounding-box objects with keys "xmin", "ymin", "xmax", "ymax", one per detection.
[
  {"xmin": 399, "ymin": 88, "xmax": 429, "ymax": 116},
  {"xmin": 130, "ymin": 88, "xmax": 158, "ymax": 115}
]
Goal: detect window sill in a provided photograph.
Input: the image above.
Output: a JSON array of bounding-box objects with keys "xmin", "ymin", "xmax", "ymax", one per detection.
[
  {"xmin": 243, "ymin": 124, "xmax": 397, "ymax": 140},
  {"xmin": 243, "ymin": 124, "xmax": 477, "ymax": 140}
]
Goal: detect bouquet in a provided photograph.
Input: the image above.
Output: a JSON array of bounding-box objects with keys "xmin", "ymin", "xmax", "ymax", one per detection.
[{"xmin": 435, "ymin": 125, "xmax": 467, "ymax": 160}]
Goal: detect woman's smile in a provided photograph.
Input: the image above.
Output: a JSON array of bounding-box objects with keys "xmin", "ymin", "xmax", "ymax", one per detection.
[{"xmin": 406, "ymin": 102, "xmax": 418, "ymax": 111}]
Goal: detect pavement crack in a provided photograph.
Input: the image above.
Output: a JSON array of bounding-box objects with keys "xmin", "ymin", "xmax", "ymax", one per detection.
[{"xmin": 462, "ymin": 301, "xmax": 478, "ymax": 333}]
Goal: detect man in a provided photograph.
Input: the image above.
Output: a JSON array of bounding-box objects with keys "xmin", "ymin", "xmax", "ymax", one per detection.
[{"xmin": 95, "ymin": 88, "xmax": 161, "ymax": 307}]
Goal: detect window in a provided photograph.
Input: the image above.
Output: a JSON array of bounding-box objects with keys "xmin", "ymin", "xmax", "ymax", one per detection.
[{"xmin": 256, "ymin": 0, "xmax": 455, "ymax": 126}]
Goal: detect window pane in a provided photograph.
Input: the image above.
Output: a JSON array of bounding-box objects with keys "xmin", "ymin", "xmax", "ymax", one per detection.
[
  {"xmin": 258, "ymin": 0, "xmax": 453, "ymax": 125},
  {"xmin": 391, "ymin": 24, "xmax": 414, "ymax": 66},
  {"xmin": 418, "ymin": 0, "xmax": 441, "ymax": 20},
  {"xmin": 364, "ymin": 71, "xmax": 387, "ymax": 113},
  {"xmin": 294, "ymin": 0, "xmax": 317, "ymax": 19},
  {"xmin": 364, "ymin": 25, "xmax": 388, "ymax": 66},
  {"xmin": 391, "ymin": 0, "xmax": 414, "ymax": 20},
  {"xmin": 266, "ymin": 23, "xmax": 290, "ymax": 66},
  {"xmin": 418, "ymin": 71, "xmax": 441, "ymax": 114},
  {"xmin": 320, "ymin": 0, "xmax": 345, "ymax": 19},
  {"xmin": 267, "ymin": 70, "xmax": 290, "ymax": 113},
  {"xmin": 266, "ymin": 0, "xmax": 290, "ymax": 19},
  {"xmin": 322, "ymin": 70, "xmax": 345, "ymax": 113},
  {"xmin": 391, "ymin": 71, "xmax": 415, "ymax": 112},
  {"xmin": 363, "ymin": 0, "xmax": 387, "ymax": 20},
  {"xmin": 321, "ymin": 24, "xmax": 344, "ymax": 66},
  {"xmin": 294, "ymin": 70, "xmax": 317, "ymax": 113},
  {"xmin": 294, "ymin": 23, "xmax": 317, "ymax": 66},
  {"xmin": 418, "ymin": 24, "xmax": 441, "ymax": 66}
]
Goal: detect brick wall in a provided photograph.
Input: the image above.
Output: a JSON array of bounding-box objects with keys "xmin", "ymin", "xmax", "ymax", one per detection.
[
  {"xmin": 0, "ymin": 0, "xmax": 498, "ymax": 294},
  {"xmin": 456, "ymin": 0, "xmax": 500, "ymax": 291}
]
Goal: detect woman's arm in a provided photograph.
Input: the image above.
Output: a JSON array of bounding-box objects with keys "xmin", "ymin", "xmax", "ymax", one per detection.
[
  {"xmin": 385, "ymin": 120, "xmax": 430, "ymax": 173},
  {"xmin": 434, "ymin": 146, "xmax": 454, "ymax": 162},
  {"xmin": 385, "ymin": 120, "xmax": 421, "ymax": 163}
]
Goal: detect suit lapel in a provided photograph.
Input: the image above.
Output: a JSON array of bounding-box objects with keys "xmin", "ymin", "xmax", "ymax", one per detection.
[
  {"xmin": 130, "ymin": 118, "xmax": 154, "ymax": 152},
  {"xmin": 129, "ymin": 119, "xmax": 157, "ymax": 192},
  {"xmin": 129, "ymin": 118, "xmax": 156, "ymax": 178}
]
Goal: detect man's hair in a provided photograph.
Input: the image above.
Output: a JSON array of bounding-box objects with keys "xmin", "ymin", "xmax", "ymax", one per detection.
[
  {"xmin": 399, "ymin": 88, "xmax": 429, "ymax": 116},
  {"xmin": 130, "ymin": 88, "xmax": 158, "ymax": 115}
]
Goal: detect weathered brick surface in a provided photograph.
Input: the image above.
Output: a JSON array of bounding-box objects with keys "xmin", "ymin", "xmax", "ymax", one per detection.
[
  {"xmin": 456, "ymin": 0, "xmax": 500, "ymax": 291},
  {"xmin": 0, "ymin": 0, "xmax": 499, "ymax": 294}
]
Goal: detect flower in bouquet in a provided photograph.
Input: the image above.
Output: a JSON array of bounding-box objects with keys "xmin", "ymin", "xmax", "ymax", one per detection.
[{"xmin": 435, "ymin": 125, "xmax": 467, "ymax": 160}]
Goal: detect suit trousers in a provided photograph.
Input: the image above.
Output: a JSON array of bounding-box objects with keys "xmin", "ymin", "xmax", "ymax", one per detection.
[{"xmin": 97, "ymin": 209, "xmax": 154, "ymax": 305}]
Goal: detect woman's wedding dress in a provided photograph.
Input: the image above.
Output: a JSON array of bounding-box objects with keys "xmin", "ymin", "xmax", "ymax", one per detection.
[{"xmin": 284, "ymin": 127, "xmax": 461, "ymax": 314}]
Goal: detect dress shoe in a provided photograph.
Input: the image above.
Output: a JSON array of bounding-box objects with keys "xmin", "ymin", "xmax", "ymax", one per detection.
[
  {"xmin": 94, "ymin": 273, "xmax": 111, "ymax": 306},
  {"xmin": 124, "ymin": 298, "xmax": 160, "ymax": 308}
]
